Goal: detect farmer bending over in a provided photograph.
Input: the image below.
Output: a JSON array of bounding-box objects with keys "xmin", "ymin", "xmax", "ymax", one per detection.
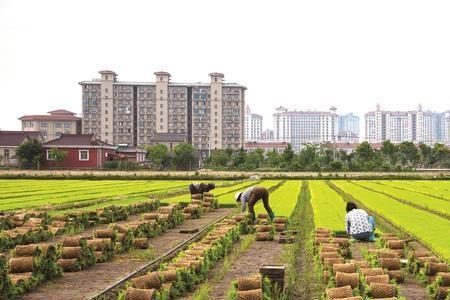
[
  {"xmin": 235, "ymin": 186, "xmax": 275, "ymax": 222},
  {"xmin": 345, "ymin": 202, "xmax": 375, "ymax": 242},
  {"xmin": 189, "ymin": 182, "xmax": 215, "ymax": 195}
]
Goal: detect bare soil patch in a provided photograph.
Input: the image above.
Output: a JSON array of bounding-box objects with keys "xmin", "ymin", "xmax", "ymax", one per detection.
[{"xmin": 208, "ymin": 236, "xmax": 284, "ymax": 300}]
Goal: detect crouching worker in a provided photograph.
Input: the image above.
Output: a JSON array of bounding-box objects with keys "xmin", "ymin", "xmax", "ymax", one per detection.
[
  {"xmin": 235, "ymin": 186, "xmax": 275, "ymax": 222},
  {"xmin": 345, "ymin": 202, "xmax": 376, "ymax": 242},
  {"xmin": 189, "ymin": 182, "xmax": 216, "ymax": 195}
]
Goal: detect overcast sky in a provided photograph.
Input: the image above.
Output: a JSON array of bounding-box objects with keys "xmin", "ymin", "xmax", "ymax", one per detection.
[{"xmin": 1, "ymin": 0, "xmax": 450, "ymax": 133}]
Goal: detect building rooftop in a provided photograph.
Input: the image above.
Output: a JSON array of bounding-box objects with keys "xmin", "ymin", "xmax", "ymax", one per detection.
[
  {"xmin": 19, "ymin": 109, "xmax": 81, "ymax": 121},
  {"xmin": 0, "ymin": 131, "xmax": 42, "ymax": 147},
  {"xmin": 18, "ymin": 115, "xmax": 81, "ymax": 121},
  {"xmin": 245, "ymin": 141, "xmax": 290, "ymax": 148},
  {"xmin": 151, "ymin": 133, "xmax": 187, "ymax": 143},
  {"xmin": 42, "ymin": 134, "xmax": 113, "ymax": 147},
  {"xmin": 79, "ymin": 80, "xmax": 246, "ymax": 89},
  {"xmin": 47, "ymin": 109, "xmax": 76, "ymax": 116}
]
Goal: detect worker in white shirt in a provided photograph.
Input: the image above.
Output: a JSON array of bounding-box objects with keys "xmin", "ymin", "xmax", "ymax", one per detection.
[{"xmin": 345, "ymin": 202, "xmax": 376, "ymax": 242}]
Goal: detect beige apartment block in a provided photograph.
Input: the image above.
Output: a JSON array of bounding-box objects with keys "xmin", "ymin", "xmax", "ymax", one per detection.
[
  {"xmin": 18, "ymin": 110, "xmax": 81, "ymax": 141},
  {"xmin": 79, "ymin": 70, "xmax": 246, "ymax": 154}
]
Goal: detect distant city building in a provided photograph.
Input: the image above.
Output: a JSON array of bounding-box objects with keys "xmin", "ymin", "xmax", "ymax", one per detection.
[
  {"xmin": 261, "ymin": 129, "xmax": 274, "ymax": 141},
  {"xmin": 244, "ymin": 141, "xmax": 289, "ymax": 154},
  {"xmin": 244, "ymin": 106, "xmax": 262, "ymax": 142},
  {"xmin": 80, "ymin": 70, "xmax": 246, "ymax": 157},
  {"xmin": 338, "ymin": 113, "xmax": 359, "ymax": 142},
  {"xmin": 446, "ymin": 111, "xmax": 450, "ymax": 144},
  {"xmin": 273, "ymin": 106, "xmax": 339, "ymax": 151},
  {"xmin": 365, "ymin": 104, "xmax": 448, "ymax": 144},
  {"xmin": 337, "ymin": 130, "xmax": 359, "ymax": 143},
  {"xmin": 0, "ymin": 131, "xmax": 43, "ymax": 166},
  {"xmin": 18, "ymin": 109, "xmax": 81, "ymax": 141}
]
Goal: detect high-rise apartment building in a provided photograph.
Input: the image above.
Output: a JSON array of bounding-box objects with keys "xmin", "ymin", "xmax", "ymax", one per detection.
[
  {"xmin": 261, "ymin": 129, "xmax": 274, "ymax": 141},
  {"xmin": 273, "ymin": 106, "xmax": 339, "ymax": 151},
  {"xmin": 445, "ymin": 111, "xmax": 450, "ymax": 144},
  {"xmin": 80, "ymin": 70, "xmax": 246, "ymax": 153},
  {"xmin": 244, "ymin": 106, "xmax": 263, "ymax": 142},
  {"xmin": 365, "ymin": 104, "xmax": 448, "ymax": 144},
  {"xmin": 18, "ymin": 110, "xmax": 81, "ymax": 141},
  {"xmin": 338, "ymin": 113, "xmax": 360, "ymax": 142}
]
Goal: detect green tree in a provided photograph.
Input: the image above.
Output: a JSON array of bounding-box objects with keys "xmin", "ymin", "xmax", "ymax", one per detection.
[
  {"xmin": 209, "ymin": 149, "xmax": 231, "ymax": 168},
  {"xmin": 146, "ymin": 144, "xmax": 169, "ymax": 170},
  {"xmin": 430, "ymin": 143, "xmax": 450, "ymax": 167},
  {"xmin": 381, "ymin": 140, "xmax": 396, "ymax": 162},
  {"xmin": 398, "ymin": 141, "xmax": 419, "ymax": 167},
  {"xmin": 266, "ymin": 149, "xmax": 281, "ymax": 168},
  {"xmin": 281, "ymin": 144, "xmax": 294, "ymax": 167},
  {"xmin": 298, "ymin": 143, "xmax": 317, "ymax": 168},
  {"xmin": 355, "ymin": 141, "xmax": 374, "ymax": 161},
  {"xmin": 48, "ymin": 148, "xmax": 68, "ymax": 169},
  {"xmin": 172, "ymin": 143, "xmax": 195, "ymax": 170},
  {"xmin": 16, "ymin": 139, "xmax": 44, "ymax": 169},
  {"xmin": 244, "ymin": 148, "xmax": 264, "ymax": 169},
  {"xmin": 418, "ymin": 143, "xmax": 432, "ymax": 167},
  {"xmin": 232, "ymin": 148, "xmax": 246, "ymax": 168}
]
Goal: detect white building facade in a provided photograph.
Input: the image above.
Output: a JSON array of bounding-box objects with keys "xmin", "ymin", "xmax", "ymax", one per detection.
[
  {"xmin": 244, "ymin": 106, "xmax": 263, "ymax": 142},
  {"xmin": 365, "ymin": 104, "xmax": 448, "ymax": 144},
  {"xmin": 338, "ymin": 113, "xmax": 360, "ymax": 142},
  {"xmin": 273, "ymin": 106, "xmax": 339, "ymax": 151}
]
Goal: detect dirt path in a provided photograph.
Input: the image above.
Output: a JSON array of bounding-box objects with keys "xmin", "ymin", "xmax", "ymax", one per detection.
[
  {"xmin": 20, "ymin": 208, "xmax": 232, "ymax": 300},
  {"xmin": 207, "ymin": 235, "xmax": 284, "ymax": 300},
  {"xmin": 350, "ymin": 240, "xmax": 428, "ymax": 300}
]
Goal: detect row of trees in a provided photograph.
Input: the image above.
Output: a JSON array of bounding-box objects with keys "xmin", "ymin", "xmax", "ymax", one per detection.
[
  {"xmin": 14, "ymin": 139, "xmax": 450, "ymax": 171},
  {"xmin": 145, "ymin": 143, "xmax": 195, "ymax": 170},
  {"xmin": 201, "ymin": 141, "xmax": 450, "ymax": 171}
]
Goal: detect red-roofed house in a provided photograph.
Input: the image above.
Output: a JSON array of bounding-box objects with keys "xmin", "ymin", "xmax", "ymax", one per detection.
[
  {"xmin": 0, "ymin": 131, "xmax": 43, "ymax": 166},
  {"xmin": 18, "ymin": 109, "xmax": 82, "ymax": 141},
  {"xmin": 41, "ymin": 134, "xmax": 115, "ymax": 169}
]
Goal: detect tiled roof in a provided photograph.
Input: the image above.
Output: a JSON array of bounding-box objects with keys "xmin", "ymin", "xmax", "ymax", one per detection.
[
  {"xmin": 18, "ymin": 115, "xmax": 81, "ymax": 121},
  {"xmin": 245, "ymin": 142, "xmax": 290, "ymax": 148},
  {"xmin": 0, "ymin": 131, "xmax": 42, "ymax": 147},
  {"xmin": 42, "ymin": 134, "xmax": 113, "ymax": 147},
  {"xmin": 47, "ymin": 109, "xmax": 76, "ymax": 115}
]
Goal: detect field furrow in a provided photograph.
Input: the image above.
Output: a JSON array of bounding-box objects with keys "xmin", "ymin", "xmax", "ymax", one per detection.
[{"xmin": 353, "ymin": 180, "xmax": 450, "ymax": 219}]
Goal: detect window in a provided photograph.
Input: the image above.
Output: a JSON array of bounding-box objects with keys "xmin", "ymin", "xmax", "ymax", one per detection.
[
  {"xmin": 46, "ymin": 150, "xmax": 56, "ymax": 161},
  {"xmin": 55, "ymin": 122, "xmax": 61, "ymax": 128},
  {"xmin": 4, "ymin": 149, "xmax": 9, "ymax": 159},
  {"xmin": 79, "ymin": 150, "xmax": 89, "ymax": 161},
  {"xmin": 160, "ymin": 89, "xmax": 163, "ymax": 94},
  {"xmin": 105, "ymin": 75, "xmax": 109, "ymax": 80},
  {"xmin": 105, "ymin": 88, "xmax": 108, "ymax": 92}
]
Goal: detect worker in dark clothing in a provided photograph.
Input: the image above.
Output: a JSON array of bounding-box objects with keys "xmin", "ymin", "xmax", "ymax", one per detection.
[
  {"xmin": 235, "ymin": 186, "xmax": 275, "ymax": 221},
  {"xmin": 189, "ymin": 182, "xmax": 216, "ymax": 195}
]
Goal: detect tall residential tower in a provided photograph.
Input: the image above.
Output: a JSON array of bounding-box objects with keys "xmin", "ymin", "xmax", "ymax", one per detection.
[
  {"xmin": 244, "ymin": 106, "xmax": 263, "ymax": 142},
  {"xmin": 365, "ymin": 104, "xmax": 448, "ymax": 144},
  {"xmin": 80, "ymin": 70, "xmax": 246, "ymax": 155}
]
